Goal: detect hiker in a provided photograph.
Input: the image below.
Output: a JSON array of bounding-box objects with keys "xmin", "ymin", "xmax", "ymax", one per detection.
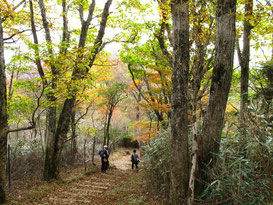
[
  {"xmin": 99, "ymin": 145, "xmax": 109, "ymax": 173},
  {"xmin": 131, "ymin": 149, "xmax": 139, "ymax": 170}
]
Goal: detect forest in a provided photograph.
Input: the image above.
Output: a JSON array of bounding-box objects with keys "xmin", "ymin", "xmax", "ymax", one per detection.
[{"xmin": 0, "ymin": 0, "xmax": 272, "ymax": 204}]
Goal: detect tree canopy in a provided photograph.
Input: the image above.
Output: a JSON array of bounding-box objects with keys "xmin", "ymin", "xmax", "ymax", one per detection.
[{"xmin": 0, "ymin": 0, "xmax": 272, "ymax": 204}]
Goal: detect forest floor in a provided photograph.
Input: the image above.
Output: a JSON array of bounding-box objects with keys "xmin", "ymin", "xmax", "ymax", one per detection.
[{"xmin": 6, "ymin": 148, "xmax": 164, "ymax": 205}]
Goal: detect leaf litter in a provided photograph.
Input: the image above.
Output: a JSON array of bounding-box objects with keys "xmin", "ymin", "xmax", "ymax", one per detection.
[{"xmin": 6, "ymin": 148, "xmax": 163, "ymax": 204}]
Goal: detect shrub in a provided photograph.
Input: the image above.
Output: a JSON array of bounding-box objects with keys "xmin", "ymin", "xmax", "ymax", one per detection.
[
  {"xmin": 142, "ymin": 129, "xmax": 171, "ymax": 199},
  {"xmin": 10, "ymin": 139, "xmax": 43, "ymax": 179},
  {"xmin": 118, "ymin": 133, "xmax": 139, "ymax": 148},
  {"xmin": 200, "ymin": 104, "xmax": 273, "ymax": 204}
]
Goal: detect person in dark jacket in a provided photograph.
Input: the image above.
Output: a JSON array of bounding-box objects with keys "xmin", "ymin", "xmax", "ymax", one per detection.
[
  {"xmin": 99, "ymin": 145, "xmax": 109, "ymax": 173},
  {"xmin": 131, "ymin": 149, "xmax": 139, "ymax": 170}
]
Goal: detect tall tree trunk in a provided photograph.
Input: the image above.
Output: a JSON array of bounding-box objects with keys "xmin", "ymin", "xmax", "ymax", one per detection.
[
  {"xmin": 106, "ymin": 109, "xmax": 113, "ymax": 146},
  {"xmin": 43, "ymin": 0, "xmax": 113, "ymax": 180},
  {"xmin": 60, "ymin": 0, "xmax": 69, "ymax": 54},
  {"xmin": 188, "ymin": 99, "xmax": 199, "ymax": 205},
  {"xmin": 45, "ymin": 97, "xmax": 76, "ymax": 179},
  {"xmin": 238, "ymin": 0, "xmax": 253, "ymax": 122},
  {"xmin": 70, "ymin": 109, "xmax": 77, "ymax": 164},
  {"xmin": 170, "ymin": 0, "xmax": 190, "ymax": 203},
  {"xmin": 270, "ymin": 1, "xmax": 273, "ymax": 60},
  {"xmin": 43, "ymin": 108, "xmax": 57, "ymax": 180},
  {"xmin": 197, "ymin": 0, "xmax": 237, "ymax": 193},
  {"xmin": 103, "ymin": 110, "xmax": 108, "ymax": 146},
  {"xmin": 92, "ymin": 136, "xmax": 96, "ymax": 165},
  {"xmin": 0, "ymin": 17, "xmax": 8, "ymax": 204},
  {"xmin": 33, "ymin": 0, "xmax": 59, "ymax": 180}
]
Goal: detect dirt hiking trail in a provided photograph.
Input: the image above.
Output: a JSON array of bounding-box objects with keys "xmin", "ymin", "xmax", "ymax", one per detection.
[{"xmin": 7, "ymin": 148, "xmax": 161, "ymax": 205}]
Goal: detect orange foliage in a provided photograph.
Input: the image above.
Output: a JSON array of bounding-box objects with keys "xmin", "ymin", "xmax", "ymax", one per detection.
[
  {"xmin": 131, "ymin": 121, "xmax": 161, "ymax": 142},
  {"xmin": 149, "ymin": 101, "xmax": 171, "ymax": 112},
  {"xmin": 226, "ymin": 104, "xmax": 237, "ymax": 112}
]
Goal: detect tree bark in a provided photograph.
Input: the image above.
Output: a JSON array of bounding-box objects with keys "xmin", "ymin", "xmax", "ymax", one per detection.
[
  {"xmin": 106, "ymin": 108, "xmax": 113, "ymax": 146},
  {"xmin": 70, "ymin": 109, "xmax": 77, "ymax": 164},
  {"xmin": 103, "ymin": 110, "xmax": 108, "ymax": 146},
  {"xmin": 43, "ymin": 0, "xmax": 113, "ymax": 179},
  {"xmin": 197, "ymin": 0, "xmax": 237, "ymax": 193},
  {"xmin": 188, "ymin": 122, "xmax": 198, "ymax": 205},
  {"xmin": 60, "ymin": 0, "xmax": 69, "ymax": 54},
  {"xmin": 29, "ymin": 0, "xmax": 46, "ymax": 82},
  {"xmin": 43, "ymin": 108, "xmax": 57, "ymax": 180},
  {"xmin": 0, "ymin": 17, "xmax": 8, "ymax": 204},
  {"xmin": 47, "ymin": 97, "xmax": 76, "ymax": 179},
  {"xmin": 92, "ymin": 136, "xmax": 96, "ymax": 165},
  {"xmin": 237, "ymin": 0, "xmax": 253, "ymax": 121},
  {"xmin": 170, "ymin": 0, "xmax": 190, "ymax": 203},
  {"xmin": 32, "ymin": 0, "xmax": 59, "ymax": 180},
  {"xmin": 187, "ymin": 98, "xmax": 199, "ymax": 205}
]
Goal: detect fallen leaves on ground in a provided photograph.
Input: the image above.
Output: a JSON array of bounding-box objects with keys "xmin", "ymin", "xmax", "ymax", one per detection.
[{"xmin": 6, "ymin": 148, "xmax": 163, "ymax": 205}]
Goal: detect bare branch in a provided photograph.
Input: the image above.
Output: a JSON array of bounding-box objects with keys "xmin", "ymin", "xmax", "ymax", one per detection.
[
  {"xmin": 264, "ymin": 0, "xmax": 271, "ymax": 6},
  {"xmin": 99, "ymin": 32, "xmax": 138, "ymax": 52},
  {"xmin": 79, "ymin": 5, "xmax": 84, "ymax": 24},
  {"xmin": 8, "ymin": 125, "xmax": 35, "ymax": 133},
  {"xmin": 60, "ymin": 0, "xmax": 69, "ymax": 54},
  {"xmin": 75, "ymin": 102, "xmax": 94, "ymax": 125},
  {"xmin": 13, "ymin": 0, "xmax": 26, "ymax": 10},
  {"xmin": 3, "ymin": 29, "xmax": 32, "ymax": 41},
  {"xmin": 128, "ymin": 64, "xmax": 149, "ymax": 103},
  {"xmin": 88, "ymin": 0, "xmax": 113, "ymax": 67},
  {"xmin": 93, "ymin": 63, "xmax": 118, "ymax": 66},
  {"xmin": 78, "ymin": 0, "xmax": 96, "ymax": 48},
  {"xmin": 8, "ymin": 70, "xmax": 14, "ymax": 100},
  {"xmin": 30, "ymin": 0, "xmax": 47, "ymax": 85}
]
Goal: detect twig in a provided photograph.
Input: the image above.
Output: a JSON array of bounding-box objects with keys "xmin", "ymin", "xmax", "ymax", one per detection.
[{"xmin": 8, "ymin": 83, "xmax": 45, "ymax": 133}]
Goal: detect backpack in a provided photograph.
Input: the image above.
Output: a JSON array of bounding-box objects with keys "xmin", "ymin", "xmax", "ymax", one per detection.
[
  {"xmin": 99, "ymin": 150, "xmax": 108, "ymax": 159},
  {"xmin": 131, "ymin": 153, "xmax": 139, "ymax": 163}
]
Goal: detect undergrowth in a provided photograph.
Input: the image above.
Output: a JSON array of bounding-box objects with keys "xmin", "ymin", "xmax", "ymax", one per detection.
[
  {"xmin": 141, "ymin": 107, "xmax": 272, "ymax": 204},
  {"xmin": 142, "ymin": 130, "xmax": 171, "ymax": 201},
  {"xmin": 198, "ymin": 97, "xmax": 273, "ymax": 204}
]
